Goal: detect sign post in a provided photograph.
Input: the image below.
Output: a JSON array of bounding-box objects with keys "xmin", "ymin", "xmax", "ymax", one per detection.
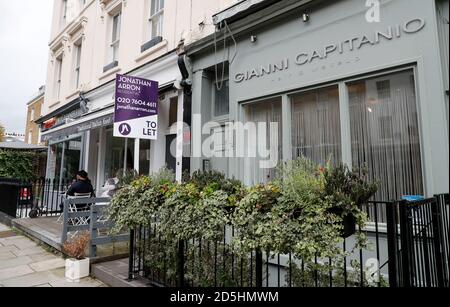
[{"xmin": 114, "ymin": 74, "xmax": 159, "ymax": 140}]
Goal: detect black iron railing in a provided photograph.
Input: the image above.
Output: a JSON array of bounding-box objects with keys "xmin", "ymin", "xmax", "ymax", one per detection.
[
  {"xmin": 128, "ymin": 195, "xmax": 449, "ymax": 288},
  {"xmin": 387, "ymin": 194, "xmax": 449, "ymax": 287},
  {"xmin": 0, "ymin": 178, "xmax": 72, "ymax": 219},
  {"xmin": 128, "ymin": 201, "xmax": 405, "ymax": 288}
]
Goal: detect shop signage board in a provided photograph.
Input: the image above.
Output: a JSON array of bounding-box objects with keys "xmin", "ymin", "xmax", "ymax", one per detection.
[{"xmin": 114, "ymin": 74, "xmax": 159, "ymax": 140}]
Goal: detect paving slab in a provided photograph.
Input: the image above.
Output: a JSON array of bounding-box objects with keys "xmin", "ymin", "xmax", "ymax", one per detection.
[
  {"xmin": 0, "ymin": 251, "xmax": 16, "ymax": 260},
  {"xmin": 29, "ymin": 258, "xmax": 66, "ymax": 272},
  {"xmin": 0, "ymin": 223, "xmax": 104, "ymax": 287},
  {"xmin": 11, "ymin": 246, "xmax": 49, "ymax": 257},
  {"xmin": 0, "ymin": 245, "xmax": 20, "ymax": 254},
  {"xmin": 0, "ymin": 265, "xmax": 35, "ymax": 282},
  {"xmin": 1, "ymin": 270, "xmax": 61, "ymax": 287},
  {"xmin": 0, "ymin": 256, "xmax": 34, "ymax": 270},
  {"xmin": 50, "ymin": 277, "xmax": 104, "ymax": 288},
  {"xmin": 29, "ymin": 253, "xmax": 60, "ymax": 262}
]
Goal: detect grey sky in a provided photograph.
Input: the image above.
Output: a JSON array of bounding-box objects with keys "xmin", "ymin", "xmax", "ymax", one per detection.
[{"xmin": 0, "ymin": 0, "xmax": 53, "ymax": 134}]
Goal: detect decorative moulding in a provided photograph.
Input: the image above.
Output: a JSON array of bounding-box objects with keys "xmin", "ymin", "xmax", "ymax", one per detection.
[
  {"xmin": 100, "ymin": 0, "xmax": 126, "ymax": 16},
  {"xmin": 50, "ymin": 35, "xmax": 69, "ymax": 54},
  {"xmin": 67, "ymin": 16, "xmax": 88, "ymax": 42}
]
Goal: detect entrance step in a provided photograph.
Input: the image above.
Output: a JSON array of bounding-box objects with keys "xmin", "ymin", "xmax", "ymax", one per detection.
[{"xmin": 91, "ymin": 258, "xmax": 151, "ymax": 288}]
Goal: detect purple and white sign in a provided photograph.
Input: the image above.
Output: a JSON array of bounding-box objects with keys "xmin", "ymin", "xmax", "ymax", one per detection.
[{"xmin": 114, "ymin": 74, "xmax": 159, "ymax": 140}]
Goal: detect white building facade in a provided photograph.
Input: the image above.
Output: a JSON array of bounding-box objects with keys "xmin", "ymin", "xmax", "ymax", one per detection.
[{"xmin": 38, "ymin": 0, "xmax": 239, "ymax": 192}]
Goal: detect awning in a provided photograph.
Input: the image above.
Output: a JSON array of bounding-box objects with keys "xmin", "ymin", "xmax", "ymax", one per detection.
[{"xmin": 41, "ymin": 111, "xmax": 114, "ymax": 142}]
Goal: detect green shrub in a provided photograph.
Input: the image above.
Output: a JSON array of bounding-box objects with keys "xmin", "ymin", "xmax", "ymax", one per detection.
[
  {"xmin": 0, "ymin": 150, "xmax": 43, "ymax": 182},
  {"xmin": 108, "ymin": 168, "xmax": 176, "ymax": 233}
]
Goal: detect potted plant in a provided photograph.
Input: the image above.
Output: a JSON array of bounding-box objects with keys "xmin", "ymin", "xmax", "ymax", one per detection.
[{"xmin": 63, "ymin": 232, "xmax": 91, "ymax": 282}]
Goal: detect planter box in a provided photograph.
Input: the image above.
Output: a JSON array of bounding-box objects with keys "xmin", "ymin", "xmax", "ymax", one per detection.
[
  {"xmin": 341, "ymin": 214, "xmax": 357, "ymax": 238},
  {"xmin": 65, "ymin": 258, "xmax": 90, "ymax": 282},
  {"xmin": 328, "ymin": 207, "xmax": 357, "ymax": 238}
]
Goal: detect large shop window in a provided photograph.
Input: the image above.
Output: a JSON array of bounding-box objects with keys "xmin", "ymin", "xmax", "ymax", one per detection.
[
  {"xmin": 48, "ymin": 138, "xmax": 82, "ymax": 181},
  {"xmin": 348, "ymin": 70, "xmax": 424, "ymax": 200},
  {"xmin": 244, "ymin": 98, "xmax": 282, "ymax": 185},
  {"xmin": 291, "ymin": 86, "xmax": 342, "ymax": 166}
]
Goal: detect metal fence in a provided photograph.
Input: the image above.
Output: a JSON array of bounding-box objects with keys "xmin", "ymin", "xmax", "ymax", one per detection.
[
  {"xmin": 128, "ymin": 201, "xmax": 402, "ymax": 288},
  {"xmin": 387, "ymin": 195, "xmax": 449, "ymax": 287},
  {"xmin": 128, "ymin": 195, "xmax": 449, "ymax": 288},
  {"xmin": 6, "ymin": 178, "xmax": 72, "ymax": 219}
]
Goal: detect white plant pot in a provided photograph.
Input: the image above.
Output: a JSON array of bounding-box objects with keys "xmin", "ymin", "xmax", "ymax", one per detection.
[{"xmin": 65, "ymin": 258, "xmax": 90, "ymax": 282}]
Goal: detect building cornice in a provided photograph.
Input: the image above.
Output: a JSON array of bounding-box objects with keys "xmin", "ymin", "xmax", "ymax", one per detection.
[
  {"xmin": 186, "ymin": 0, "xmax": 321, "ymax": 56},
  {"xmin": 48, "ymin": 0, "xmax": 96, "ymax": 47}
]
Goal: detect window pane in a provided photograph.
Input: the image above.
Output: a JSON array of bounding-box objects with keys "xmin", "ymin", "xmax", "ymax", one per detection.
[
  {"xmin": 169, "ymin": 97, "xmax": 178, "ymax": 127},
  {"xmin": 112, "ymin": 13, "xmax": 121, "ymax": 42},
  {"xmin": 291, "ymin": 86, "xmax": 341, "ymax": 166},
  {"xmin": 151, "ymin": 0, "xmax": 157, "ymax": 15},
  {"xmin": 63, "ymin": 138, "xmax": 82, "ymax": 180},
  {"xmin": 104, "ymin": 130, "xmax": 135, "ymax": 183},
  {"xmin": 139, "ymin": 140, "xmax": 151, "ymax": 176},
  {"xmin": 151, "ymin": 17, "xmax": 159, "ymax": 38},
  {"xmin": 214, "ymin": 80, "xmax": 229, "ymax": 117},
  {"xmin": 244, "ymin": 98, "xmax": 282, "ymax": 185},
  {"xmin": 349, "ymin": 70, "xmax": 423, "ymax": 201}
]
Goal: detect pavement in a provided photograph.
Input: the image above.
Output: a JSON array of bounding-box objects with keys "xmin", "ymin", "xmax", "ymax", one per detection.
[{"xmin": 0, "ymin": 223, "xmax": 106, "ymax": 287}]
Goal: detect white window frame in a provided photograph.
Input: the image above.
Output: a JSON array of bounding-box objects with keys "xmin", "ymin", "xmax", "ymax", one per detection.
[
  {"xmin": 110, "ymin": 12, "xmax": 122, "ymax": 62},
  {"xmin": 149, "ymin": 0, "xmax": 164, "ymax": 40},
  {"xmin": 73, "ymin": 42, "xmax": 82, "ymax": 89},
  {"xmin": 61, "ymin": 0, "xmax": 68, "ymax": 27},
  {"xmin": 55, "ymin": 56, "xmax": 63, "ymax": 100}
]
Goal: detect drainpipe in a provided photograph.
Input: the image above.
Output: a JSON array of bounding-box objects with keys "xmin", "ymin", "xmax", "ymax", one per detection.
[{"xmin": 176, "ymin": 55, "xmax": 193, "ymax": 182}]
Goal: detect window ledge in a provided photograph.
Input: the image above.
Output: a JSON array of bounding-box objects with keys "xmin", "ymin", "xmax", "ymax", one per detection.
[
  {"xmin": 100, "ymin": 65, "xmax": 121, "ymax": 81},
  {"xmin": 103, "ymin": 61, "xmax": 119, "ymax": 73},
  {"xmin": 135, "ymin": 39, "xmax": 168, "ymax": 63}
]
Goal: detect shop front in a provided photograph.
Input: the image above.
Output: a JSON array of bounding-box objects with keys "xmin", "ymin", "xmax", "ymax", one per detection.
[
  {"xmin": 187, "ymin": 0, "xmax": 449, "ymax": 200},
  {"xmin": 40, "ymin": 51, "xmax": 191, "ymax": 194}
]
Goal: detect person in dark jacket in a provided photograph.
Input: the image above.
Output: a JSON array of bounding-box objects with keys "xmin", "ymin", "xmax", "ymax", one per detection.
[
  {"xmin": 65, "ymin": 170, "xmax": 95, "ymax": 211},
  {"xmin": 67, "ymin": 170, "xmax": 94, "ymax": 197}
]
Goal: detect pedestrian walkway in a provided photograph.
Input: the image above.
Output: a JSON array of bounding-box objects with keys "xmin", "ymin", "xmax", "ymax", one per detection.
[{"xmin": 0, "ymin": 223, "xmax": 105, "ymax": 287}]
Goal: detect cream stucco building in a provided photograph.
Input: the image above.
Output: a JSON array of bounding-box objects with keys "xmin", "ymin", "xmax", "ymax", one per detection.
[{"xmin": 38, "ymin": 0, "xmax": 239, "ymax": 191}]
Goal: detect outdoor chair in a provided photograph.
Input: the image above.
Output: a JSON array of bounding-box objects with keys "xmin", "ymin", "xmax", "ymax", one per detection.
[{"xmin": 57, "ymin": 193, "xmax": 93, "ymax": 226}]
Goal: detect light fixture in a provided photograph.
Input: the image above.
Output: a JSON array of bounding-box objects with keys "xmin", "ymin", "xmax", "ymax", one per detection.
[
  {"xmin": 302, "ymin": 13, "xmax": 310, "ymax": 23},
  {"xmin": 250, "ymin": 35, "xmax": 257, "ymax": 43}
]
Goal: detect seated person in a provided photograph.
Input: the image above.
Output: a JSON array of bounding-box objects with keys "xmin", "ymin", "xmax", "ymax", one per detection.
[{"xmin": 66, "ymin": 170, "xmax": 95, "ymax": 211}]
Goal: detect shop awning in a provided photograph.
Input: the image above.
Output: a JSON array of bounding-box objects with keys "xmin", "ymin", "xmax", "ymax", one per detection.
[{"xmin": 41, "ymin": 111, "xmax": 114, "ymax": 142}]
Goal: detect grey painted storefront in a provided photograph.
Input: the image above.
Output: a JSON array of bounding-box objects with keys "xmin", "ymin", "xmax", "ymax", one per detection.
[{"xmin": 187, "ymin": 0, "xmax": 449, "ymax": 198}]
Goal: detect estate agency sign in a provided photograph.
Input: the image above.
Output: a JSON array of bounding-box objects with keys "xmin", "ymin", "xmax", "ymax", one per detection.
[{"xmin": 114, "ymin": 74, "xmax": 159, "ymax": 140}]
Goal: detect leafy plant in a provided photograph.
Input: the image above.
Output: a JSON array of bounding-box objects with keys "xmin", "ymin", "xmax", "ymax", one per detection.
[
  {"xmin": 159, "ymin": 171, "xmax": 245, "ymax": 242},
  {"xmin": 116, "ymin": 169, "xmax": 140, "ymax": 189},
  {"xmin": 108, "ymin": 168, "xmax": 175, "ymax": 233},
  {"xmin": 231, "ymin": 184, "xmax": 282, "ymax": 253},
  {"xmin": 63, "ymin": 232, "xmax": 90, "ymax": 260},
  {"xmin": 0, "ymin": 150, "xmax": 44, "ymax": 182}
]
